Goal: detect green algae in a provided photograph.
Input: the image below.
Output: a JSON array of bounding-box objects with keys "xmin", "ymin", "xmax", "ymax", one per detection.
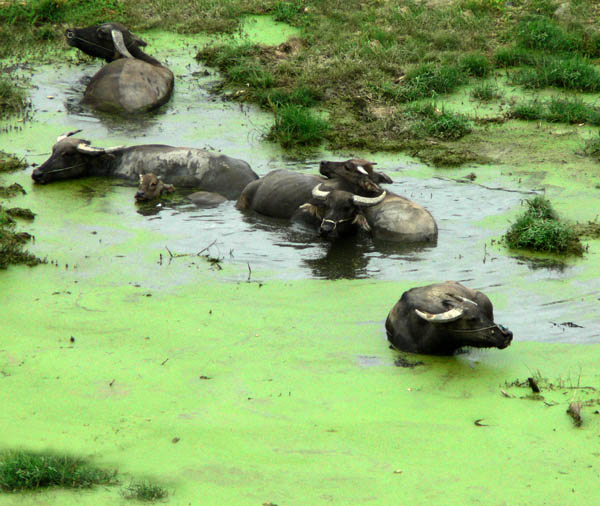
[{"xmin": 1, "ymin": 22, "xmax": 600, "ymax": 506}]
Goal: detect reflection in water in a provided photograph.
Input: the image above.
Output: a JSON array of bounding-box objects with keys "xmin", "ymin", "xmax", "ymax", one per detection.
[
  {"xmin": 14, "ymin": 56, "xmax": 600, "ymax": 344},
  {"xmin": 513, "ymin": 255, "xmax": 567, "ymax": 272}
]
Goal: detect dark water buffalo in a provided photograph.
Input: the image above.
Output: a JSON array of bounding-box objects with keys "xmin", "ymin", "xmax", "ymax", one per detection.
[
  {"xmin": 65, "ymin": 22, "xmax": 173, "ymax": 113},
  {"xmin": 32, "ymin": 133, "xmax": 258, "ymax": 200},
  {"xmin": 66, "ymin": 22, "xmax": 159, "ymax": 64},
  {"xmin": 237, "ymin": 168, "xmax": 437, "ymax": 242},
  {"xmin": 135, "ymin": 173, "xmax": 227, "ymax": 207},
  {"xmin": 386, "ymin": 281, "xmax": 513, "ymax": 355}
]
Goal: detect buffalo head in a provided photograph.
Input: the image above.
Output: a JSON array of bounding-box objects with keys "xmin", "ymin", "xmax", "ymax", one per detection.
[
  {"xmin": 65, "ymin": 22, "xmax": 159, "ymax": 65},
  {"xmin": 135, "ymin": 173, "xmax": 174, "ymax": 202},
  {"xmin": 300, "ymin": 183, "xmax": 386, "ymax": 238},
  {"xmin": 386, "ymin": 281, "xmax": 513, "ymax": 355},
  {"xmin": 319, "ymin": 159, "xmax": 393, "ymax": 193},
  {"xmin": 32, "ymin": 132, "xmax": 123, "ymax": 184}
]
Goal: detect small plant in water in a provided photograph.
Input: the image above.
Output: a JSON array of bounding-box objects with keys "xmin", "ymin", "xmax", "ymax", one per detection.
[
  {"xmin": 460, "ymin": 52, "xmax": 491, "ymax": 77},
  {"xmin": 267, "ymin": 104, "xmax": 329, "ymax": 148},
  {"xmin": 503, "ymin": 196, "xmax": 584, "ymax": 255},
  {"xmin": 470, "ymin": 82, "xmax": 502, "ymax": 102},
  {"xmin": 0, "ymin": 450, "xmax": 117, "ymax": 491},
  {"xmin": 123, "ymin": 480, "xmax": 168, "ymax": 501}
]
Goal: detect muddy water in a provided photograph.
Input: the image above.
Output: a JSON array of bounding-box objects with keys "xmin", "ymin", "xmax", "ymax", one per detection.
[{"xmin": 2, "ymin": 33, "xmax": 599, "ymax": 345}]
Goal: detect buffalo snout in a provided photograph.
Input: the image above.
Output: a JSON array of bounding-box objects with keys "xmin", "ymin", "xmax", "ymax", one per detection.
[{"xmin": 496, "ymin": 324, "xmax": 513, "ymax": 349}]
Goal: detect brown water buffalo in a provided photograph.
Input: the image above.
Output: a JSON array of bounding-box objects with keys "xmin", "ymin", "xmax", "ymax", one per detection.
[
  {"xmin": 237, "ymin": 168, "xmax": 437, "ymax": 242},
  {"xmin": 386, "ymin": 281, "xmax": 513, "ymax": 355},
  {"xmin": 65, "ymin": 22, "xmax": 173, "ymax": 113},
  {"xmin": 32, "ymin": 133, "xmax": 257, "ymax": 200}
]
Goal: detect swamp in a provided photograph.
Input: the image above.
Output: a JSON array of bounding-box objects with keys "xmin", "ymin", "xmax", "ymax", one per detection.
[{"xmin": 1, "ymin": 1, "xmax": 599, "ymax": 504}]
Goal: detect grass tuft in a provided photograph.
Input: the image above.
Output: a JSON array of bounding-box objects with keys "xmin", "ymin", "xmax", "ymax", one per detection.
[
  {"xmin": 0, "ymin": 450, "xmax": 117, "ymax": 491},
  {"xmin": 409, "ymin": 103, "xmax": 472, "ymax": 141},
  {"xmin": 399, "ymin": 63, "xmax": 468, "ymax": 102},
  {"xmin": 0, "ymin": 78, "xmax": 29, "ymax": 119},
  {"xmin": 123, "ymin": 480, "xmax": 168, "ymax": 501},
  {"xmin": 470, "ymin": 82, "xmax": 502, "ymax": 101},
  {"xmin": 267, "ymin": 105, "xmax": 329, "ymax": 148},
  {"xmin": 515, "ymin": 15, "xmax": 578, "ymax": 52},
  {"xmin": 512, "ymin": 55, "xmax": 600, "ymax": 92},
  {"xmin": 460, "ymin": 52, "xmax": 491, "ymax": 77},
  {"xmin": 504, "ymin": 196, "xmax": 583, "ymax": 255}
]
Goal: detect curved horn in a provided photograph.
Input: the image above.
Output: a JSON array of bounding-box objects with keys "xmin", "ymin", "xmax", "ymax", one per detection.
[
  {"xmin": 56, "ymin": 129, "xmax": 82, "ymax": 142},
  {"xmin": 76, "ymin": 143, "xmax": 105, "ymax": 154},
  {"xmin": 352, "ymin": 191, "xmax": 386, "ymax": 207},
  {"xmin": 312, "ymin": 183, "xmax": 331, "ymax": 200},
  {"xmin": 415, "ymin": 307, "xmax": 464, "ymax": 323},
  {"xmin": 111, "ymin": 29, "xmax": 134, "ymax": 59},
  {"xmin": 455, "ymin": 295, "xmax": 478, "ymax": 306}
]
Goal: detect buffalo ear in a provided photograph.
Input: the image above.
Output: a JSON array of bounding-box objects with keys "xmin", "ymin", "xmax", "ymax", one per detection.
[
  {"xmin": 374, "ymin": 171, "xmax": 393, "ymax": 184},
  {"xmin": 298, "ymin": 203, "xmax": 321, "ymax": 219},
  {"xmin": 96, "ymin": 25, "xmax": 111, "ymax": 40},
  {"xmin": 352, "ymin": 213, "xmax": 371, "ymax": 232}
]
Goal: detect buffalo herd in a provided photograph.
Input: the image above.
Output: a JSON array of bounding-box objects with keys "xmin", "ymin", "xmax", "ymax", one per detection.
[{"xmin": 29, "ymin": 23, "xmax": 513, "ymax": 356}]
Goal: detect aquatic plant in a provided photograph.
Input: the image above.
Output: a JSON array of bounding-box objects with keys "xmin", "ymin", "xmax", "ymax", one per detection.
[
  {"xmin": 267, "ymin": 104, "xmax": 329, "ymax": 148},
  {"xmin": 509, "ymin": 97, "xmax": 600, "ymax": 125},
  {"xmin": 122, "ymin": 481, "xmax": 168, "ymax": 501},
  {"xmin": 0, "ymin": 78, "xmax": 28, "ymax": 119},
  {"xmin": 513, "ymin": 55, "xmax": 600, "ymax": 92},
  {"xmin": 0, "ymin": 152, "xmax": 26, "ymax": 172},
  {"xmin": 470, "ymin": 82, "xmax": 502, "ymax": 101},
  {"xmin": 0, "ymin": 451, "xmax": 117, "ymax": 491},
  {"xmin": 504, "ymin": 196, "xmax": 584, "ymax": 255},
  {"xmin": 409, "ymin": 103, "xmax": 472, "ymax": 141}
]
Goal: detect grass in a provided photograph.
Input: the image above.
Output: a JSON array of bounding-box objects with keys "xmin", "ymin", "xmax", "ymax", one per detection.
[
  {"xmin": 409, "ymin": 103, "xmax": 472, "ymax": 141},
  {"xmin": 0, "ymin": 78, "xmax": 29, "ymax": 119},
  {"xmin": 509, "ymin": 97, "xmax": 600, "ymax": 125},
  {"xmin": 266, "ymin": 104, "xmax": 329, "ymax": 148},
  {"xmin": 470, "ymin": 82, "xmax": 502, "ymax": 101},
  {"xmin": 0, "ymin": 450, "xmax": 117, "ymax": 491},
  {"xmin": 3, "ymin": 0, "xmax": 600, "ymax": 159},
  {"xmin": 503, "ymin": 196, "xmax": 584, "ymax": 256},
  {"xmin": 123, "ymin": 481, "xmax": 168, "ymax": 501}
]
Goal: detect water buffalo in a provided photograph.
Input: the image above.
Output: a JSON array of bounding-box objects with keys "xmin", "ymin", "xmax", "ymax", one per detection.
[
  {"xmin": 32, "ymin": 132, "xmax": 258, "ymax": 200},
  {"xmin": 385, "ymin": 281, "xmax": 513, "ymax": 355},
  {"xmin": 66, "ymin": 22, "xmax": 159, "ymax": 64},
  {"xmin": 135, "ymin": 173, "xmax": 174, "ymax": 201},
  {"xmin": 237, "ymin": 168, "xmax": 437, "ymax": 242},
  {"xmin": 65, "ymin": 22, "xmax": 173, "ymax": 113},
  {"xmin": 135, "ymin": 173, "xmax": 227, "ymax": 207}
]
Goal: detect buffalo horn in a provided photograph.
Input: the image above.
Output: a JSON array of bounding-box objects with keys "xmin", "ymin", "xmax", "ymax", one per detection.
[
  {"xmin": 352, "ymin": 191, "xmax": 386, "ymax": 207},
  {"xmin": 456, "ymin": 295, "xmax": 478, "ymax": 306},
  {"xmin": 312, "ymin": 183, "xmax": 331, "ymax": 200},
  {"xmin": 356, "ymin": 165, "xmax": 369, "ymax": 175},
  {"xmin": 414, "ymin": 307, "xmax": 464, "ymax": 323},
  {"xmin": 76, "ymin": 143, "xmax": 124, "ymax": 155},
  {"xmin": 111, "ymin": 29, "xmax": 134, "ymax": 59},
  {"xmin": 56, "ymin": 129, "xmax": 83, "ymax": 142}
]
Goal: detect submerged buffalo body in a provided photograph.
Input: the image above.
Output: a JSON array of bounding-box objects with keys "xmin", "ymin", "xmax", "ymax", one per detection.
[
  {"xmin": 237, "ymin": 169, "xmax": 437, "ymax": 242},
  {"xmin": 135, "ymin": 173, "xmax": 227, "ymax": 207},
  {"xmin": 66, "ymin": 22, "xmax": 173, "ymax": 113},
  {"xmin": 32, "ymin": 134, "xmax": 257, "ymax": 200},
  {"xmin": 386, "ymin": 281, "xmax": 513, "ymax": 355}
]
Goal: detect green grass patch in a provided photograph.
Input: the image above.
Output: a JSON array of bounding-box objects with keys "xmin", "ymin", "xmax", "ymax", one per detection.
[
  {"xmin": 267, "ymin": 104, "xmax": 329, "ymax": 148},
  {"xmin": 123, "ymin": 480, "xmax": 168, "ymax": 501},
  {"xmin": 503, "ymin": 196, "xmax": 584, "ymax": 256},
  {"xmin": 512, "ymin": 55, "xmax": 600, "ymax": 92},
  {"xmin": 515, "ymin": 15, "xmax": 579, "ymax": 53},
  {"xmin": 256, "ymin": 86, "xmax": 320, "ymax": 108},
  {"xmin": 470, "ymin": 82, "xmax": 502, "ymax": 101},
  {"xmin": 272, "ymin": 1, "xmax": 305, "ymax": 25},
  {"xmin": 460, "ymin": 52, "xmax": 491, "ymax": 77},
  {"xmin": 409, "ymin": 103, "xmax": 472, "ymax": 141},
  {"xmin": 493, "ymin": 46, "xmax": 539, "ymax": 68},
  {"xmin": 399, "ymin": 63, "xmax": 468, "ymax": 102},
  {"xmin": 509, "ymin": 97, "xmax": 600, "ymax": 125},
  {"xmin": 0, "ymin": 450, "xmax": 117, "ymax": 491},
  {"xmin": 0, "ymin": 78, "xmax": 28, "ymax": 119}
]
